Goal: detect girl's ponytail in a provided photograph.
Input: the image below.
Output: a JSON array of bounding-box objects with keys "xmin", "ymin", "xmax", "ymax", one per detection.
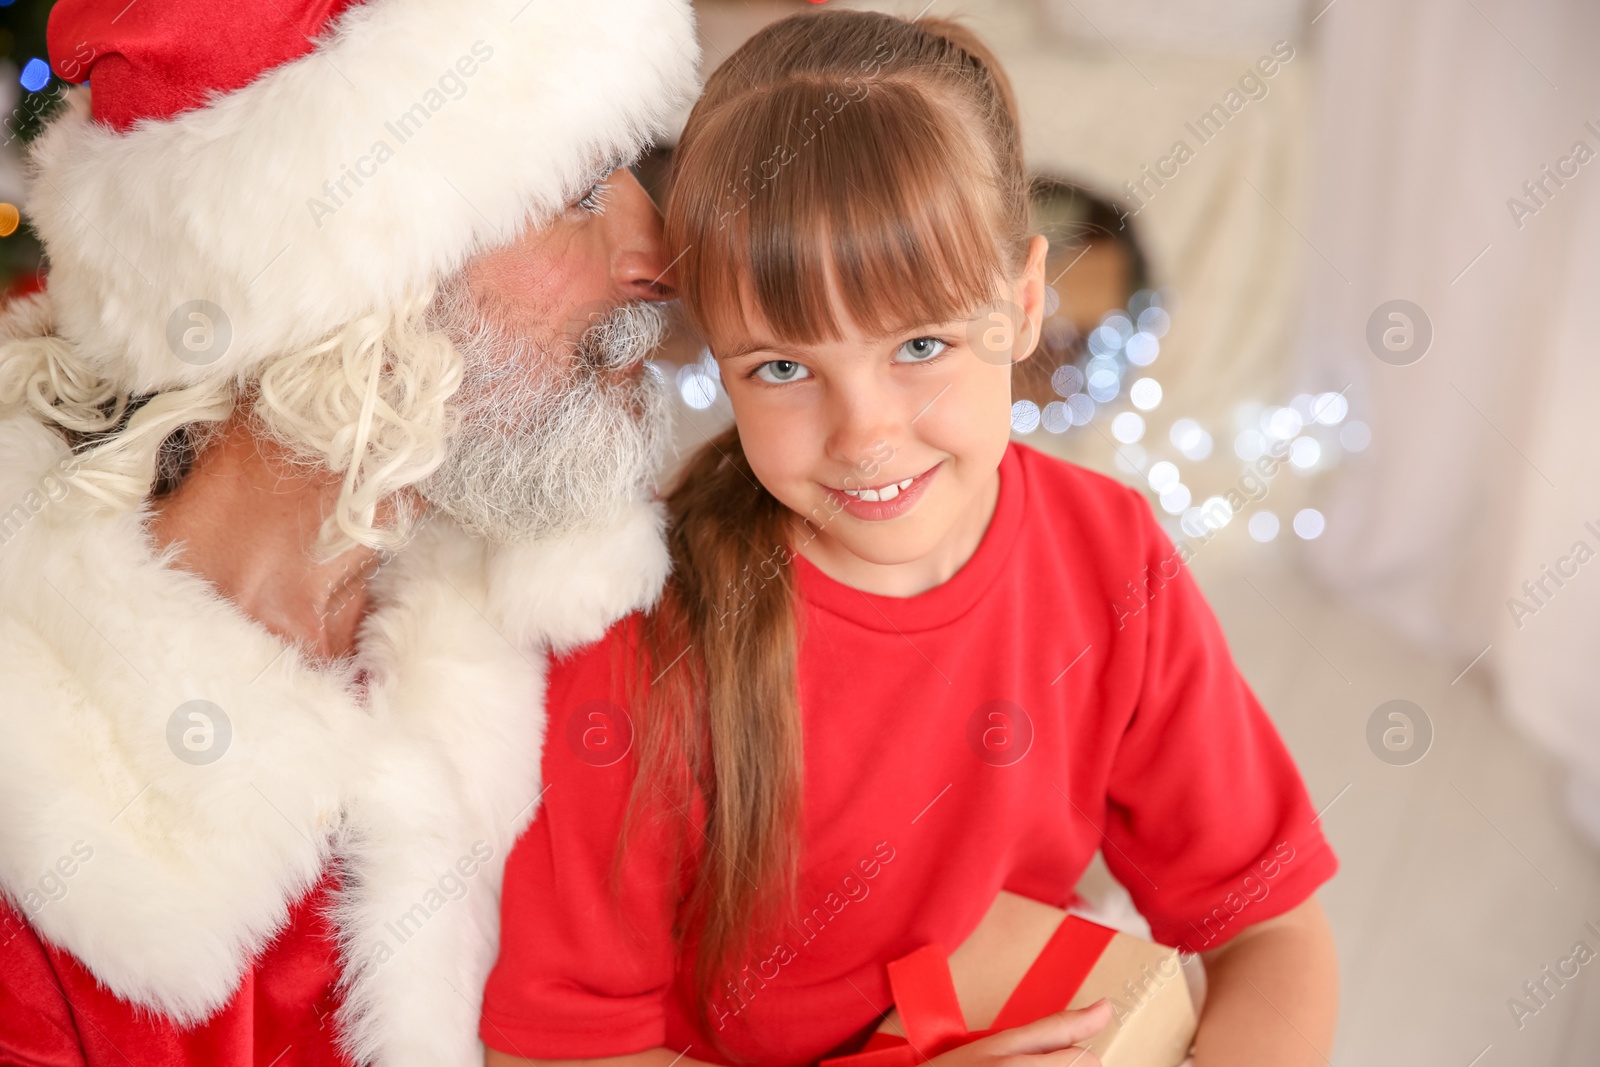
[{"xmin": 633, "ymin": 426, "xmax": 803, "ymax": 1022}]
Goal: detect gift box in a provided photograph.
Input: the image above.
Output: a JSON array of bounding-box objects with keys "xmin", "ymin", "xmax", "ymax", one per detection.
[{"xmin": 823, "ymin": 892, "xmax": 1196, "ymax": 1067}]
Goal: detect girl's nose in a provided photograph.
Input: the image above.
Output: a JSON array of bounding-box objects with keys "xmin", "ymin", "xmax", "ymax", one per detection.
[{"xmin": 825, "ymin": 386, "xmax": 902, "ymax": 472}]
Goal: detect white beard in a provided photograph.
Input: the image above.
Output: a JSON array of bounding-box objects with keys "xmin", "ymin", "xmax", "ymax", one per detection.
[{"xmin": 418, "ymin": 284, "xmax": 671, "ymax": 544}]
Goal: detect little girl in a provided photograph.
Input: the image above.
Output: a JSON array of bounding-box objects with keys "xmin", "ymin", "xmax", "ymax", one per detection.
[{"xmin": 482, "ymin": 11, "xmax": 1337, "ymax": 1066}]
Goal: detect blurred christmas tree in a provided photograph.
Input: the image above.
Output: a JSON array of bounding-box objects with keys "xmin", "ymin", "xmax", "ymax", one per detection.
[{"xmin": 1, "ymin": 0, "xmax": 57, "ymax": 294}]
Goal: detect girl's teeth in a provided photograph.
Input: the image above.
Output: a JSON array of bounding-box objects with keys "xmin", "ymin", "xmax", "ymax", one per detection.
[{"xmin": 842, "ymin": 474, "xmax": 917, "ymax": 501}]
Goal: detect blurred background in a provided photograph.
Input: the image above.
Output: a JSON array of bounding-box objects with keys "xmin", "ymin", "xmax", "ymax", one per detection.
[{"xmin": 3, "ymin": 0, "xmax": 1599, "ymax": 1061}]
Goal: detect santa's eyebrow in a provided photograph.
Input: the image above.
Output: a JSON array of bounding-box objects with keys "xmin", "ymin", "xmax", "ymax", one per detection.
[
  {"xmin": 566, "ymin": 156, "xmax": 626, "ymax": 203},
  {"xmin": 594, "ymin": 151, "xmax": 638, "ymax": 181}
]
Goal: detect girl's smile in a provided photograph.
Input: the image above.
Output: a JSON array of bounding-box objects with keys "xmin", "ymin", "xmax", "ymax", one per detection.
[{"xmin": 825, "ymin": 461, "xmax": 941, "ymax": 520}]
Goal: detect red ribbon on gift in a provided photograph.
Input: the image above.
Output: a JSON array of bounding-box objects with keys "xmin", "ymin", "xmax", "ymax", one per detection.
[{"xmin": 822, "ymin": 916, "xmax": 1118, "ymax": 1067}]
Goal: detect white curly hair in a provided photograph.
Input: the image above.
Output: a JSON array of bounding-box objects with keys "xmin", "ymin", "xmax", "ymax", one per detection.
[{"xmin": 0, "ymin": 279, "xmax": 667, "ymax": 556}]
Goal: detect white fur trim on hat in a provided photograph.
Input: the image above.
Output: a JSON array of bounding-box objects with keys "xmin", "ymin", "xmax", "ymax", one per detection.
[{"xmin": 26, "ymin": 0, "xmax": 698, "ymax": 394}]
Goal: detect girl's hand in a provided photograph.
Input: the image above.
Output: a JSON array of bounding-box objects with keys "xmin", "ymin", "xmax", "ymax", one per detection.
[{"xmin": 930, "ymin": 999, "xmax": 1113, "ymax": 1067}]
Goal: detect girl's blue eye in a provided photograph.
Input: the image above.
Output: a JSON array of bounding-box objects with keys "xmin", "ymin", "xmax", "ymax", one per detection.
[
  {"xmin": 754, "ymin": 359, "xmax": 812, "ymax": 384},
  {"xmin": 895, "ymin": 337, "xmax": 947, "ymax": 363}
]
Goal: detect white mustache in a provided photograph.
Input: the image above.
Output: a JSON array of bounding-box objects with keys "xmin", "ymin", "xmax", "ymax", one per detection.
[
  {"xmin": 418, "ymin": 286, "xmax": 670, "ymax": 543},
  {"xmin": 578, "ymin": 301, "xmax": 667, "ymax": 373}
]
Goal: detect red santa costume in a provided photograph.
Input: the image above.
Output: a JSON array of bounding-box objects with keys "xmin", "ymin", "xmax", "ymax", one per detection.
[{"xmin": 0, "ymin": 1, "xmax": 696, "ymax": 1064}]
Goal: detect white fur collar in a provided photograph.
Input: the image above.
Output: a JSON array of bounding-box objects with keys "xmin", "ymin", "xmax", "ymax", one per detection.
[{"xmin": 0, "ymin": 412, "xmax": 666, "ymax": 1066}]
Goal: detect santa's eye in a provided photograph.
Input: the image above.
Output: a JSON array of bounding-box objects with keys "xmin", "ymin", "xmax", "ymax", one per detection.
[{"xmin": 576, "ymin": 179, "xmax": 612, "ymax": 215}]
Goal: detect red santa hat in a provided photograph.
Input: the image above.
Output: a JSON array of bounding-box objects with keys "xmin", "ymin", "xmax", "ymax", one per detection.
[{"xmin": 30, "ymin": 0, "xmax": 698, "ymax": 394}]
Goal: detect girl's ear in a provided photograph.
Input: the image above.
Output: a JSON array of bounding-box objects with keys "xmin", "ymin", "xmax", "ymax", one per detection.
[{"xmin": 1013, "ymin": 235, "xmax": 1051, "ymax": 364}]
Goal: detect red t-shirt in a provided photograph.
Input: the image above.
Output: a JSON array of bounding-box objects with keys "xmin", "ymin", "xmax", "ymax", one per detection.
[
  {"xmin": 0, "ymin": 878, "xmax": 351, "ymax": 1066},
  {"xmin": 480, "ymin": 443, "xmax": 1337, "ymax": 1065}
]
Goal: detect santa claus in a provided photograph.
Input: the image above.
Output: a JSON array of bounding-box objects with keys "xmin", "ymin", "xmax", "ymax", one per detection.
[{"xmin": 0, "ymin": 0, "xmax": 697, "ymax": 1064}]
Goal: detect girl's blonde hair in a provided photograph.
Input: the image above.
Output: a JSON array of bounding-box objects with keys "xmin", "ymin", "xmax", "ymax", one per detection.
[
  {"xmin": 637, "ymin": 8, "xmax": 1029, "ymax": 1036},
  {"xmin": 0, "ymin": 291, "xmax": 462, "ymax": 557}
]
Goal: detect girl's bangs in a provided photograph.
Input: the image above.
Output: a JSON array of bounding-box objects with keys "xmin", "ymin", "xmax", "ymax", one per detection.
[{"xmin": 669, "ymin": 79, "xmax": 1012, "ymax": 348}]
